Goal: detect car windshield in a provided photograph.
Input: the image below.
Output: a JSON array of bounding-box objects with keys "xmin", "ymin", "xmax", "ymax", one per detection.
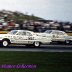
[
  {"xmin": 45, "ymin": 30, "xmax": 52, "ymax": 34},
  {"xmin": 8, "ymin": 30, "xmax": 17, "ymax": 34}
]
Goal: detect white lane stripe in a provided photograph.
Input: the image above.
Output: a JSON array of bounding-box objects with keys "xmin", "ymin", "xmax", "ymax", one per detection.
[
  {"xmin": 0, "ymin": 48, "xmax": 72, "ymax": 52},
  {"xmin": 9, "ymin": 44, "xmax": 72, "ymax": 47}
]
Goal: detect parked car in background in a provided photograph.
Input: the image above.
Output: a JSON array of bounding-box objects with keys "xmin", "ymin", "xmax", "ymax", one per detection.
[
  {"xmin": 44, "ymin": 30, "xmax": 72, "ymax": 44},
  {"xmin": 0, "ymin": 30, "xmax": 52, "ymax": 47}
]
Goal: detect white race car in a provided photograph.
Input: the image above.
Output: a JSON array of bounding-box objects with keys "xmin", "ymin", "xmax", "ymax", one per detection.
[
  {"xmin": 0, "ymin": 30, "xmax": 52, "ymax": 47},
  {"xmin": 45, "ymin": 30, "xmax": 72, "ymax": 44}
]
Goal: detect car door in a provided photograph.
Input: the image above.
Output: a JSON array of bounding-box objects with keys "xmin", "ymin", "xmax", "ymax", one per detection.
[
  {"xmin": 52, "ymin": 31, "xmax": 59, "ymax": 41},
  {"xmin": 13, "ymin": 31, "xmax": 28, "ymax": 44},
  {"xmin": 13, "ymin": 35, "xmax": 24, "ymax": 44},
  {"xmin": 25, "ymin": 32, "xmax": 34, "ymax": 44},
  {"xmin": 20, "ymin": 31, "xmax": 29, "ymax": 44},
  {"xmin": 57, "ymin": 32, "xmax": 65, "ymax": 41},
  {"xmin": 18, "ymin": 31, "xmax": 34, "ymax": 44},
  {"xmin": 52, "ymin": 31, "xmax": 65, "ymax": 41}
]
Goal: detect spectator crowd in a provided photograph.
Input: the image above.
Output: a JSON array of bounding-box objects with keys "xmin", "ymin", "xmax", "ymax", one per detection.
[{"xmin": 0, "ymin": 10, "xmax": 72, "ymax": 33}]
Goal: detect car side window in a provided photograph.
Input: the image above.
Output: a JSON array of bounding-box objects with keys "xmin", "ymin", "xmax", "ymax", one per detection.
[
  {"xmin": 16, "ymin": 31, "xmax": 32, "ymax": 36},
  {"xmin": 52, "ymin": 32, "xmax": 58, "ymax": 34},
  {"xmin": 16, "ymin": 32, "xmax": 25, "ymax": 35},
  {"xmin": 22, "ymin": 32, "xmax": 26, "ymax": 35},
  {"xmin": 26, "ymin": 32, "xmax": 32, "ymax": 36},
  {"xmin": 58, "ymin": 32, "xmax": 64, "ymax": 35},
  {"xmin": 16, "ymin": 32, "xmax": 22, "ymax": 35}
]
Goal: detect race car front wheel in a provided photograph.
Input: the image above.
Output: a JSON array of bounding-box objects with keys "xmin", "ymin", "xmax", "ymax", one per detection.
[
  {"xmin": 33, "ymin": 41, "xmax": 40, "ymax": 47},
  {"xmin": 2, "ymin": 40, "xmax": 10, "ymax": 47}
]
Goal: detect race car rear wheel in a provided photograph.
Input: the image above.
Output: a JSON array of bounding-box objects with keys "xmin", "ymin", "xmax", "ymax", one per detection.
[
  {"xmin": 65, "ymin": 40, "xmax": 71, "ymax": 44},
  {"xmin": 33, "ymin": 41, "xmax": 40, "ymax": 47},
  {"xmin": 2, "ymin": 40, "xmax": 10, "ymax": 47}
]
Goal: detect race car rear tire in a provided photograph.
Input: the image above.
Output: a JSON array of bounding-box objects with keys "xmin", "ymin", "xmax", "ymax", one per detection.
[
  {"xmin": 65, "ymin": 40, "xmax": 71, "ymax": 44},
  {"xmin": 33, "ymin": 41, "xmax": 40, "ymax": 47},
  {"xmin": 2, "ymin": 40, "xmax": 10, "ymax": 47}
]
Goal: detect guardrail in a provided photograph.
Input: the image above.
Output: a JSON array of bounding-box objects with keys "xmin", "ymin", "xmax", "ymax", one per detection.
[
  {"xmin": 0, "ymin": 31, "xmax": 8, "ymax": 34},
  {"xmin": 67, "ymin": 33, "xmax": 72, "ymax": 36}
]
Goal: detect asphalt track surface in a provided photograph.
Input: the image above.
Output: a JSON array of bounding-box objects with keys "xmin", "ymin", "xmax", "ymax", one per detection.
[{"xmin": 0, "ymin": 44, "xmax": 72, "ymax": 52}]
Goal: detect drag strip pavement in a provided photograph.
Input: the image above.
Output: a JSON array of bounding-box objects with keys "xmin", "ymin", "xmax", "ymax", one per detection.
[{"xmin": 0, "ymin": 44, "xmax": 72, "ymax": 52}]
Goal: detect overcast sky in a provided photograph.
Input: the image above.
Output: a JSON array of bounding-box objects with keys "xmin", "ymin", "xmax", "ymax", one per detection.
[{"xmin": 0, "ymin": 0, "xmax": 72, "ymax": 22}]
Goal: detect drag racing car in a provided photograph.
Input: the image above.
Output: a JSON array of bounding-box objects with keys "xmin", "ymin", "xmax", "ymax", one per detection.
[
  {"xmin": 0, "ymin": 30, "xmax": 52, "ymax": 47},
  {"xmin": 45, "ymin": 30, "xmax": 72, "ymax": 44}
]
